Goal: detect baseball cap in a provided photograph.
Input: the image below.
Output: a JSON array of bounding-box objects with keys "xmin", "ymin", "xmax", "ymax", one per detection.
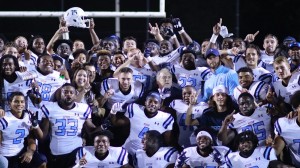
[
  {"xmin": 212, "ymin": 85, "xmax": 228, "ymax": 95},
  {"xmin": 283, "ymin": 36, "xmax": 296, "ymax": 43},
  {"xmin": 289, "ymin": 42, "xmax": 300, "ymax": 49},
  {"xmin": 205, "ymin": 48, "xmax": 220, "ymax": 59},
  {"xmin": 196, "ymin": 131, "xmax": 212, "ymax": 141}
]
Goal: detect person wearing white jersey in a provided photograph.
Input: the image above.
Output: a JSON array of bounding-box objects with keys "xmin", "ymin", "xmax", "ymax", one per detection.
[
  {"xmin": 39, "ymin": 83, "xmax": 95, "ymax": 168},
  {"xmin": 171, "ymin": 50, "xmax": 212, "ymax": 92},
  {"xmin": 218, "ymin": 92, "xmax": 271, "ymax": 146},
  {"xmin": 113, "ymin": 48, "xmax": 156, "ymax": 91},
  {"xmin": 233, "ymin": 44, "xmax": 273, "ymax": 84},
  {"xmin": 226, "ymin": 131, "xmax": 285, "ymax": 168},
  {"xmin": 134, "ymin": 130, "xmax": 178, "ymax": 168},
  {"xmin": 99, "ymin": 67, "xmax": 145, "ymax": 110},
  {"xmin": 0, "ymin": 92, "xmax": 46, "ymax": 168},
  {"xmin": 110, "ymin": 92, "xmax": 175, "ymax": 155},
  {"xmin": 233, "ymin": 67, "xmax": 269, "ymax": 104},
  {"xmin": 74, "ymin": 130, "xmax": 131, "ymax": 168},
  {"xmin": 258, "ymin": 34, "xmax": 279, "ymax": 72},
  {"xmin": 169, "ymin": 86, "xmax": 208, "ymax": 147},
  {"xmin": 175, "ymin": 131, "xmax": 230, "ymax": 168},
  {"xmin": 0, "ymin": 55, "xmax": 40, "ymax": 112},
  {"xmin": 272, "ymin": 56, "xmax": 300, "ymax": 104},
  {"xmin": 273, "ymin": 90, "xmax": 300, "ymax": 167}
]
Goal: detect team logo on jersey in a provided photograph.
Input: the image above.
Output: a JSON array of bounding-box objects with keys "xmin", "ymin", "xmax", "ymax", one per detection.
[{"xmin": 154, "ymin": 122, "xmax": 160, "ymax": 125}]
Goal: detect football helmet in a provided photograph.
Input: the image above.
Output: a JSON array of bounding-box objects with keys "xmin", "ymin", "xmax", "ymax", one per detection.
[{"xmin": 64, "ymin": 7, "xmax": 90, "ymax": 28}]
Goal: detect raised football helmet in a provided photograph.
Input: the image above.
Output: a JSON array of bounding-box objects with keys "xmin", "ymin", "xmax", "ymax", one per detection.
[{"xmin": 64, "ymin": 7, "xmax": 90, "ymax": 28}]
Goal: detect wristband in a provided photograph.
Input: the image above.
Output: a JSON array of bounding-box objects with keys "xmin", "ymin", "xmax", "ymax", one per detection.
[
  {"xmin": 178, "ymin": 29, "xmax": 185, "ymax": 34},
  {"xmin": 170, "ymin": 35, "xmax": 177, "ymax": 39},
  {"xmin": 210, "ymin": 34, "xmax": 218, "ymax": 43}
]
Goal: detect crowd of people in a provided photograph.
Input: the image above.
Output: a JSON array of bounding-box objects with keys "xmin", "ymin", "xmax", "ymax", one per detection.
[{"xmin": 1, "ymin": 7, "xmax": 300, "ymax": 168}]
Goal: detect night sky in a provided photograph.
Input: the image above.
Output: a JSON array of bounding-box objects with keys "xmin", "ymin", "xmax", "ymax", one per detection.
[{"xmin": 1, "ymin": 0, "xmax": 300, "ymax": 49}]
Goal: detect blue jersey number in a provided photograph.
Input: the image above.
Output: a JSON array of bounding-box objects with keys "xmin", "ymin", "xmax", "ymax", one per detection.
[
  {"xmin": 138, "ymin": 127, "xmax": 149, "ymax": 139},
  {"xmin": 242, "ymin": 121, "xmax": 266, "ymax": 141},
  {"xmin": 37, "ymin": 82, "xmax": 52, "ymax": 101},
  {"xmin": 179, "ymin": 77, "xmax": 196, "ymax": 88},
  {"xmin": 133, "ymin": 75, "xmax": 150, "ymax": 88},
  {"xmin": 55, "ymin": 119, "xmax": 78, "ymax": 136},
  {"xmin": 13, "ymin": 129, "xmax": 25, "ymax": 144},
  {"xmin": 179, "ymin": 114, "xmax": 194, "ymax": 131}
]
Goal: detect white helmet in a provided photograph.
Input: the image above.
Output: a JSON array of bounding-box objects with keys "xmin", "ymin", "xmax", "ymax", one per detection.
[{"xmin": 64, "ymin": 7, "xmax": 90, "ymax": 28}]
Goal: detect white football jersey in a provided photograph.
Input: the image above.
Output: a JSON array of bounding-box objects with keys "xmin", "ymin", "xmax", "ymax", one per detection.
[
  {"xmin": 171, "ymin": 64, "xmax": 212, "ymax": 90},
  {"xmin": 233, "ymin": 54, "xmax": 246, "ymax": 72},
  {"xmin": 2, "ymin": 75, "xmax": 31, "ymax": 111},
  {"xmin": 272, "ymin": 71, "xmax": 300, "ymax": 104},
  {"xmin": 252, "ymin": 67, "xmax": 273, "ymax": 84},
  {"xmin": 152, "ymin": 46, "xmax": 184, "ymax": 65},
  {"xmin": 128, "ymin": 64, "xmax": 156, "ymax": 91},
  {"xmin": 74, "ymin": 146, "xmax": 129, "ymax": 168},
  {"xmin": 178, "ymin": 146, "xmax": 230, "ymax": 168},
  {"xmin": 258, "ymin": 51, "xmax": 275, "ymax": 72},
  {"xmin": 41, "ymin": 102, "xmax": 91, "ymax": 155},
  {"xmin": 274, "ymin": 117, "xmax": 300, "ymax": 167},
  {"xmin": 226, "ymin": 146, "xmax": 277, "ymax": 168},
  {"xmin": 233, "ymin": 81, "xmax": 269, "ymax": 103},
  {"xmin": 134, "ymin": 147, "xmax": 178, "ymax": 168},
  {"xmin": 34, "ymin": 70, "xmax": 66, "ymax": 101},
  {"xmin": 123, "ymin": 103, "xmax": 174, "ymax": 155},
  {"xmin": 21, "ymin": 52, "xmax": 38, "ymax": 66},
  {"xmin": 100, "ymin": 78, "xmax": 145, "ymax": 110},
  {"xmin": 0, "ymin": 111, "xmax": 31, "ymax": 157},
  {"xmin": 169, "ymin": 99, "xmax": 208, "ymax": 147},
  {"xmin": 229, "ymin": 107, "xmax": 271, "ymax": 146}
]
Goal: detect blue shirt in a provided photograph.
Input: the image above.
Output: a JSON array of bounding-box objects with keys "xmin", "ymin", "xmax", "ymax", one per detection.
[{"xmin": 203, "ymin": 65, "xmax": 239, "ymax": 101}]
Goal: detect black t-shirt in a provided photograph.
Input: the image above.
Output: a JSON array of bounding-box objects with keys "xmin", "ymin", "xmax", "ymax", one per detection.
[{"xmin": 196, "ymin": 107, "xmax": 233, "ymax": 144}]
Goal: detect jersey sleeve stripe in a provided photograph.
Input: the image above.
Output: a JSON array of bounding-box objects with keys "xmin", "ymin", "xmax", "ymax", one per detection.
[
  {"xmin": 138, "ymin": 83, "xmax": 145, "ymax": 98},
  {"xmin": 0, "ymin": 118, "xmax": 8, "ymax": 130},
  {"xmin": 229, "ymin": 122, "xmax": 234, "ymax": 128},
  {"xmin": 128, "ymin": 103, "xmax": 134, "ymax": 118},
  {"xmin": 163, "ymin": 115, "xmax": 174, "ymax": 129},
  {"xmin": 259, "ymin": 73, "xmax": 272, "ymax": 80},
  {"xmin": 263, "ymin": 146, "xmax": 272, "ymax": 160},
  {"xmin": 117, "ymin": 148, "xmax": 126, "ymax": 165},
  {"xmin": 225, "ymin": 155, "xmax": 232, "ymax": 167},
  {"xmin": 201, "ymin": 69, "xmax": 211, "ymax": 80},
  {"xmin": 298, "ymin": 74, "xmax": 300, "ymax": 85},
  {"xmin": 164, "ymin": 147, "xmax": 177, "ymax": 162},
  {"xmin": 274, "ymin": 120, "xmax": 282, "ymax": 135},
  {"xmin": 83, "ymin": 107, "xmax": 92, "ymax": 119},
  {"xmin": 78, "ymin": 147, "xmax": 83, "ymax": 159},
  {"xmin": 254, "ymin": 81, "xmax": 265, "ymax": 100},
  {"xmin": 41, "ymin": 105, "xmax": 49, "ymax": 118},
  {"xmin": 103, "ymin": 79, "xmax": 109, "ymax": 92}
]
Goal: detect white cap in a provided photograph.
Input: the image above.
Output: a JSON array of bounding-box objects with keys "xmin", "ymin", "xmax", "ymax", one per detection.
[
  {"xmin": 196, "ymin": 131, "xmax": 212, "ymax": 141},
  {"xmin": 212, "ymin": 85, "xmax": 228, "ymax": 95}
]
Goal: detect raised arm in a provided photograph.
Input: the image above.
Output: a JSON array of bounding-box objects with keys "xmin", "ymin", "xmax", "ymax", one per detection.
[
  {"xmin": 217, "ymin": 111, "xmax": 236, "ymax": 145},
  {"xmin": 89, "ymin": 18, "xmax": 101, "ymax": 46}
]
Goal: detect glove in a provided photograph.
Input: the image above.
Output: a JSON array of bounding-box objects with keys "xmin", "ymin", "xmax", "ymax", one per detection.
[
  {"xmin": 144, "ymin": 47, "xmax": 151, "ymax": 58},
  {"xmin": 100, "ymin": 120, "xmax": 112, "ymax": 130},
  {"xmin": 220, "ymin": 26, "xmax": 234, "ymax": 38},
  {"xmin": 172, "ymin": 18, "xmax": 184, "ymax": 32},
  {"xmin": 166, "ymin": 27, "xmax": 175, "ymax": 37},
  {"xmin": 27, "ymin": 110, "xmax": 39, "ymax": 128},
  {"xmin": 175, "ymin": 151, "xmax": 189, "ymax": 167},
  {"xmin": 110, "ymin": 102, "xmax": 122, "ymax": 115}
]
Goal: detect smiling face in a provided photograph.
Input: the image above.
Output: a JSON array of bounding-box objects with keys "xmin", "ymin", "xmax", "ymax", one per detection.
[
  {"xmin": 196, "ymin": 136, "xmax": 211, "ymax": 150},
  {"xmin": 145, "ymin": 96, "xmax": 161, "ymax": 114},
  {"xmin": 10, "ymin": 95, "xmax": 25, "ymax": 115},
  {"xmin": 213, "ymin": 92, "xmax": 227, "ymax": 106},
  {"xmin": 98, "ymin": 55, "xmax": 111, "ymax": 70},
  {"xmin": 238, "ymin": 72, "xmax": 254, "ymax": 88},
  {"xmin": 75, "ymin": 69, "xmax": 88, "ymax": 87},
  {"xmin": 94, "ymin": 135, "xmax": 110, "ymax": 155},
  {"xmin": 263, "ymin": 36, "xmax": 278, "ymax": 54},
  {"xmin": 32, "ymin": 37, "xmax": 45, "ymax": 54},
  {"xmin": 245, "ymin": 48, "xmax": 259, "ymax": 67},
  {"xmin": 2, "ymin": 57, "xmax": 16, "ymax": 75},
  {"xmin": 38, "ymin": 55, "xmax": 54, "ymax": 74}
]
